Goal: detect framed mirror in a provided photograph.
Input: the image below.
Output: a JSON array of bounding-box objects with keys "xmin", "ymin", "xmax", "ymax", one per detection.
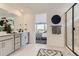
[{"xmin": 51, "ymin": 15, "xmax": 61, "ymax": 24}]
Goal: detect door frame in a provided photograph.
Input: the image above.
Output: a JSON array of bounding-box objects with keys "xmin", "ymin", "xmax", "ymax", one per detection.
[{"xmin": 35, "ymin": 23, "xmax": 47, "ymax": 44}]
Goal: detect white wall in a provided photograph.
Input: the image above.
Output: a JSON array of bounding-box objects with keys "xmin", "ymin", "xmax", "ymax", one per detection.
[
  {"xmin": 47, "ymin": 12, "xmax": 65, "ymax": 47},
  {"xmin": 14, "ymin": 13, "xmax": 35, "ymax": 44},
  {"xmin": 14, "ymin": 11, "xmax": 66, "ymax": 46},
  {"xmin": 23, "ymin": 14, "xmax": 35, "ymax": 44},
  {"xmin": 35, "ymin": 13, "xmax": 47, "ymax": 23}
]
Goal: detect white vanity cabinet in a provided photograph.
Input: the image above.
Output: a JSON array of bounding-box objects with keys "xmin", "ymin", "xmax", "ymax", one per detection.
[
  {"xmin": 0, "ymin": 35, "xmax": 14, "ymax": 56},
  {"xmin": 2, "ymin": 38, "xmax": 14, "ymax": 56},
  {"xmin": 0, "ymin": 42, "xmax": 2, "ymax": 56}
]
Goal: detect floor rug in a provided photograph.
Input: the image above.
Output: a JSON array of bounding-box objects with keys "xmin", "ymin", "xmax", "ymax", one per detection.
[{"xmin": 37, "ymin": 48, "xmax": 63, "ymax": 56}]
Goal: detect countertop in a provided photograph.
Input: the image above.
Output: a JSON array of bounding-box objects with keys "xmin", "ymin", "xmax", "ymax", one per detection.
[
  {"xmin": 0, "ymin": 32, "xmax": 14, "ymax": 37},
  {"xmin": 0, "ymin": 31, "xmax": 28, "ymax": 37}
]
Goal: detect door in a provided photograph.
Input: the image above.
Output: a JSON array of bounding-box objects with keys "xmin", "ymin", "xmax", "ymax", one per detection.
[
  {"xmin": 66, "ymin": 8, "xmax": 73, "ymax": 50},
  {"xmin": 35, "ymin": 14, "xmax": 47, "ymax": 44},
  {"xmin": 66, "ymin": 3, "xmax": 79, "ymax": 55},
  {"xmin": 2, "ymin": 39, "xmax": 14, "ymax": 56},
  {"xmin": 35, "ymin": 23, "xmax": 47, "ymax": 44}
]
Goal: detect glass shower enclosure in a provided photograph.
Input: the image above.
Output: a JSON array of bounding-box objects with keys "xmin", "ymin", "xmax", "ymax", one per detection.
[
  {"xmin": 74, "ymin": 4, "xmax": 79, "ymax": 55},
  {"xmin": 66, "ymin": 3, "xmax": 79, "ymax": 56}
]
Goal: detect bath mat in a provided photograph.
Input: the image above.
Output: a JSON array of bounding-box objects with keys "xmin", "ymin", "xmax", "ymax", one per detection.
[{"xmin": 37, "ymin": 48, "xmax": 63, "ymax": 56}]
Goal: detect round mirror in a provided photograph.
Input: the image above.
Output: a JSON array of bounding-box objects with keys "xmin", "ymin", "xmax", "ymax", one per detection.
[{"xmin": 51, "ymin": 15, "xmax": 61, "ymax": 24}]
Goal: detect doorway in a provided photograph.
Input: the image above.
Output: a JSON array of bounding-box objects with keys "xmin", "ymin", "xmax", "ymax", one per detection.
[{"xmin": 35, "ymin": 14, "xmax": 47, "ymax": 44}]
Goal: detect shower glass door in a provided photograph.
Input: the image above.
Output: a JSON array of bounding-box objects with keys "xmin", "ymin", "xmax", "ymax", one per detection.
[
  {"xmin": 67, "ymin": 8, "xmax": 73, "ymax": 50},
  {"xmin": 74, "ymin": 4, "xmax": 79, "ymax": 55}
]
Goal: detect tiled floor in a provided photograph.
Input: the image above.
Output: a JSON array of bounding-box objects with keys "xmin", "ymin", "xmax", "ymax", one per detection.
[{"xmin": 10, "ymin": 44, "xmax": 75, "ymax": 56}]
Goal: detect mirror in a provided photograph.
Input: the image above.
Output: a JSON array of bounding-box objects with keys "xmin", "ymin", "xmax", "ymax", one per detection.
[
  {"xmin": 0, "ymin": 8, "xmax": 16, "ymax": 32},
  {"xmin": 51, "ymin": 15, "xmax": 61, "ymax": 24}
]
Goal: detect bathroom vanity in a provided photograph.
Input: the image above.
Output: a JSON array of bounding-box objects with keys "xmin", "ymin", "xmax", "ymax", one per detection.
[
  {"xmin": 0, "ymin": 34, "xmax": 14, "ymax": 56},
  {"xmin": 0, "ymin": 33, "xmax": 21, "ymax": 56},
  {"xmin": 0, "ymin": 32, "xmax": 29, "ymax": 56}
]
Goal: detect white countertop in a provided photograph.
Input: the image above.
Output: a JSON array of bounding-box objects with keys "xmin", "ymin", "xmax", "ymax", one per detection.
[
  {"xmin": 0, "ymin": 31, "xmax": 28, "ymax": 37},
  {"xmin": 0, "ymin": 32, "xmax": 14, "ymax": 37}
]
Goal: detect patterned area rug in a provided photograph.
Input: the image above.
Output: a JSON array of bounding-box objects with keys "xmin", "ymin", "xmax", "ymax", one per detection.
[{"xmin": 37, "ymin": 48, "xmax": 63, "ymax": 56}]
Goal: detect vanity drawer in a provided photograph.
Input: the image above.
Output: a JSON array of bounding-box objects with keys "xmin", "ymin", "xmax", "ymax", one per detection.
[
  {"xmin": 15, "ymin": 34, "xmax": 20, "ymax": 38},
  {"xmin": 0, "ymin": 35, "xmax": 14, "ymax": 41},
  {"xmin": 15, "ymin": 43, "xmax": 20, "ymax": 50},
  {"xmin": 15, "ymin": 37, "xmax": 20, "ymax": 44}
]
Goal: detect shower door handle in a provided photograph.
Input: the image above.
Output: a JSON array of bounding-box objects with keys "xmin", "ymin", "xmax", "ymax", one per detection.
[{"xmin": 73, "ymin": 27, "xmax": 75, "ymax": 31}]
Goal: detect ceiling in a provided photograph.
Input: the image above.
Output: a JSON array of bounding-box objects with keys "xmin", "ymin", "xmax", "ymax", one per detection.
[
  {"xmin": 0, "ymin": 8, "xmax": 16, "ymax": 17},
  {"xmin": 4, "ymin": 3, "xmax": 73, "ymax": 14},
  {"xmin": 0, "ymin": 8, "xmax": 17, "ymax": 21},
  {"xmin": 0, "ymin": 3, "xmax": 74, "ymax": 16}
]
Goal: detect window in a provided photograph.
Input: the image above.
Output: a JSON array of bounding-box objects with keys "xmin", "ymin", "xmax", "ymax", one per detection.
[
  {"xmin": 37, "ymin": 24, "xmax": 44, "ymax": 30},
  {"xmin": 36, "ymin": 23, "xmax": 47, "ymax": 33}
]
